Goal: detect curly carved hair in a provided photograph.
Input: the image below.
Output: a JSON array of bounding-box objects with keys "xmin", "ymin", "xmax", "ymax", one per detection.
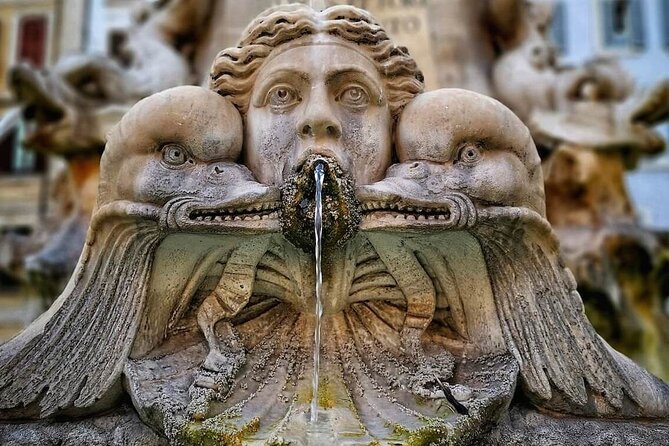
[{"xmin": 209, "ymin": 4, "xmax": 424, "ymax": 118}]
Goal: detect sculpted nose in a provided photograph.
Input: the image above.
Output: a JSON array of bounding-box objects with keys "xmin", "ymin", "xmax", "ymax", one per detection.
[
  {"xmin": 208, "ymin": 162, "xmax": 238, "ymax": 181},
  {"xmin": 297, "ymin": 89, "xmax": 342, "ymax": 141},
  {"xmin": 299, "ymin": 120, "xmax": 341, "ymax": 139}
]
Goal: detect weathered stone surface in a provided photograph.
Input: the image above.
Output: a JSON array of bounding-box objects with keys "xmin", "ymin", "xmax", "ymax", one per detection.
[
  {"xmin": 484, "ymin": 406, "xmax": 669, "ymax": 446},
  {"xmin": 0, "ymin": 405, "xmax": 167, "ymax": 446},
  {"xmin": 1, "ymin": 4, "xmax": 667, "ymax": 446}
]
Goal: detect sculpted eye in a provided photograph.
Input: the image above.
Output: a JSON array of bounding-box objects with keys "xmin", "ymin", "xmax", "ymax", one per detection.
[
  {"xmin": 456, "ymin": 144, "xmax": 482, "ymax": 166},
  {"xmin": 161, "ymin": 144, "xmax": 188, "ymax": 166},
  {"xmin": 337, "ymin": 85, "xmax": 370, "ymax": 109},
  {"xmin": 267, "ymin": 85, "xmax": 300, "ymax": 111}
]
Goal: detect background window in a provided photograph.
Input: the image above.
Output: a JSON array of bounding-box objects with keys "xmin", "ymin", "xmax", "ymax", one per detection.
[
  {"xmin": 662, "ymin": 0, "xmax": 669, "ymax": 48},
  {"xmin": 551, "ymin": 1, "xmax": 568, "ymax": 54},
  {"xmin": 17, "ymin": 15, "xmax": 47, "ymax": 68},
  {"xmin": 600, "ymin": 0, "xmax": 645, "ymax": 50}
]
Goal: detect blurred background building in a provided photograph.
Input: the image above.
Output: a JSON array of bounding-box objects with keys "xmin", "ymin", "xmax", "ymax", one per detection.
[
  {"xmin": 0, "ymin": 0, "xmax": 667, "ymax": 376},
  {"xmin": 554, "ymin": 0, "xmax": 669, "ymax": 228}
]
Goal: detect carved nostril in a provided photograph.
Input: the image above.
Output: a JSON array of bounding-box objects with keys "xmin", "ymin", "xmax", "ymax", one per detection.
[
  {"xmin": 326, "ymin": 125, "xmax": 340, "ymax": 138},
  {"xmin": 301, "ymin": 125, "xmax": 313, "ymax": 137},
  {"xmin": 214, "ymin": 165, "xmax": 224, "ymax": 174}
]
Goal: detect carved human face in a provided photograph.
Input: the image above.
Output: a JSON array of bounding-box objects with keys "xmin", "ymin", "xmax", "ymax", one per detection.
[{"xmin": 244, "ymin": 43, "xmax": 392, "ymax": 186}]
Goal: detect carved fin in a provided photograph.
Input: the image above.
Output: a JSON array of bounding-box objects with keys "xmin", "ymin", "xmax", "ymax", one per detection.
[
  {"xmin": 0, "ymin": 221, "xmax": 160, "ymax": 418},
  {"xmin": 366, "ymin": 233, "xmax": 436, "ymax": 333},
  {"xmin": 212, "ymin": 235, "xmax": 271, "ymax": 315},
  {"xmin": 474, "ymin": 213, "xmax": 669, "ymax": 416}
]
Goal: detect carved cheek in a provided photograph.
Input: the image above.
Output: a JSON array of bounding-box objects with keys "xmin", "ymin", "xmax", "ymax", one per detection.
[
  {"xmin": 245, "ymin": 108, "xmax": 299, "ymax": 185},
  {"xmin": 339, "ymin": 106, "xmax": 391, "ymax": 185},
  {"xmin": 466, "ymin": 157, "xmax": 525, "ymax": 206},
  {"xmin": 132, "ymin": 160, "xmax": 193, "ymax": 205}
]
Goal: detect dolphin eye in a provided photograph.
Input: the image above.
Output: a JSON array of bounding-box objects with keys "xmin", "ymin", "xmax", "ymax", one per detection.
[
  {"xmin": 456, "ymin": 144, "xmax": 482, "ymax": 166},
  {"xmin": 161, "ymin": 144, "xmax": 188, "ymax": 166}
]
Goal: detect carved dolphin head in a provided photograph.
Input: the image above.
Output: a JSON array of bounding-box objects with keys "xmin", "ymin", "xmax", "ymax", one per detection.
[
  {"xmin": 10, "ymin": 54, "xmax": 130, "ymax": 155},
  {"xmin": 358, "ymin": 88, "xmax": 669, "ymax": 418},
  {"xmin": 99, "ymin": 85, "xmax": 280, "ymax": 233},
  {"xmin": 359, "ymin": 88, "xmax": 545, "ymax": 230}
]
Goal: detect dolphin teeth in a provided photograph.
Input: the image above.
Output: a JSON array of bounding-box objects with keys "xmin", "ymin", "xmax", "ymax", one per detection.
[
  {"xmin": 438, "ymin": 214, "xmax": 446, "ymax": 220},
  {"xmin": 204, "ymin": 216, "xmax": 213, "ymax": 222},
  {"xmin": 269, "ymin": 211, "xmax": 278, "ymax": 218},
  {"xmin": 417, "ymin": 215, "xmax": 426, "ymax": 221},
  {"xmin": 406, "ymin": 215, "xmax": 416, "ymax": 221},
  {"xmin": 214, "ymin": 215, "xmax": 223, "ymax": 221},
  {"xmin": 224, "ymin": 215, "xmax": 232, "ymax": 221},
  {"xmin": 427, "ymin": 215, "xmax": 436, "ymax": 220}
]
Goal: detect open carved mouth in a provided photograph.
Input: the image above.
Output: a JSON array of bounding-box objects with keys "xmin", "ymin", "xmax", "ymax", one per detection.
[
  {"xmin": 360, "ymin": 201, "xmax": 452, "ymax": 221},
  {"xmin": 188, "ymin": 202, "xmax": 281, "ymax": 223}
]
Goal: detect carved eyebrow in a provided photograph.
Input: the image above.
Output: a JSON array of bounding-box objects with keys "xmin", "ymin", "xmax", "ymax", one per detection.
[
  {"xmin": 325, "ymin": 66, "xmax": 385, "ymax": 105},
  {"xmin": 251, "ymin": 69, "xmax": 309, "ymax": 107}
]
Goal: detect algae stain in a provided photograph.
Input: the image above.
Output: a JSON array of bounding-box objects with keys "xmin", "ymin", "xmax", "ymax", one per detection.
[
  {"xmin": 317, "ymin": 377, "xmax": 335, "ymax": 409},
  {"xmin": 181, "ymin": 416, "xmax": 260, "ymax": 446},
  {"xmin": 387, "ymin": 421, "xmax": 450, "ymax": 446}
]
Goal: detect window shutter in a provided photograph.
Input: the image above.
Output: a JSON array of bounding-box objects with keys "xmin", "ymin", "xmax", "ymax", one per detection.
[
  {"xmin": 551, "ymin": 1, "xmax": 568, "ymax": 54},
  {"xmin": 17, "ymin": 16, "xmax": 47, "ymax": 68},
  {"xmin": 662, "ymin": 0, "xmax": 669, "ymax": 48},
  {"xmin": 630, "ymin": 0, "xmax": 645, "ymax": 49},
  {"xmin": 601, "ymin": 0, "xmax": 616, "ymax": 47}
]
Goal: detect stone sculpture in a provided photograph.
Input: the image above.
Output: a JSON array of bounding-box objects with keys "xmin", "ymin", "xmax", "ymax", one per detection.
[
  {"xmin": 1, "ymin": 4, "xmax": 668, "ymax": 446},
  {"xmin": 7, "ymin": 54, "xmax": 131, "ymax": 302},
  {"xmin": 0, "ymin": 0, "xmax": 581, "ymax": 306},
  {"xmin": 529, "ymin": 60, "xmax": 669, "ymax": 378},
  {"xmin": 5, "ymin": 0, "xmax": 209, "ymax": 301},
  {"xmin": 491, "ymin": 0, "xmax": 669, "ymax": 378}
]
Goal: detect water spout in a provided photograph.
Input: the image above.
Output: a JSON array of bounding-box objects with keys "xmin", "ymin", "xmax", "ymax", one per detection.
[{"xmin": 310, "ymin": 161, "xmax": 325, "ymax": 424}]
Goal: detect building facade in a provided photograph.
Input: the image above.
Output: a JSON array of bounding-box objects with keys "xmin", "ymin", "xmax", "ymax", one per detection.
[{"xmin": 555, "ymin": 0, "xmax": 669, "ymax": 228}]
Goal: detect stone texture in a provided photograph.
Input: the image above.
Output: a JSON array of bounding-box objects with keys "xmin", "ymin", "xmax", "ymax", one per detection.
[{"xmin": 1, "ymin": 3, "xmax": 668, "ymax": 446}]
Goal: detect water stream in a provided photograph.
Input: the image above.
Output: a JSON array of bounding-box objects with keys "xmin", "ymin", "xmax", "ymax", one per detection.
[{"xmin": 310, "ymin": 161, "xmax": 325, "ymax": 424}]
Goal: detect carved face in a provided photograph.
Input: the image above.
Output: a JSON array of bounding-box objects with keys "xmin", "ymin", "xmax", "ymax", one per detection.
[
  {"xmin": 101, "ymin": 86, "xmax": 280, "ymax": 232},
  {"xmin": 244, "ymin": 43, "xmax": 393, "ymax": 186},
  {"xmin": 11, "ymin": 55, "xmax": 130, "ymax": 155},
  {"xmin": 359, "ymin": 89, "xmax": 544, "ymax": 229}
]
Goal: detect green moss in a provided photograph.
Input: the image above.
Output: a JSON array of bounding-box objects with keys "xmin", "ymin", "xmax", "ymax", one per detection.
[
  {"xmin": 386, "ymin": 421, "xmax": 450, "ymax": 446},
  {"xmin": 181, "ymin": 416, "xmax": 260, "ymax": 446},
  {"xmin": 317, "ymin": 377, "xmax": 336, "ymax": 409},
  {"xmin": 405, "ymin": 425, "xmax": 449, "ymax": 446}
]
